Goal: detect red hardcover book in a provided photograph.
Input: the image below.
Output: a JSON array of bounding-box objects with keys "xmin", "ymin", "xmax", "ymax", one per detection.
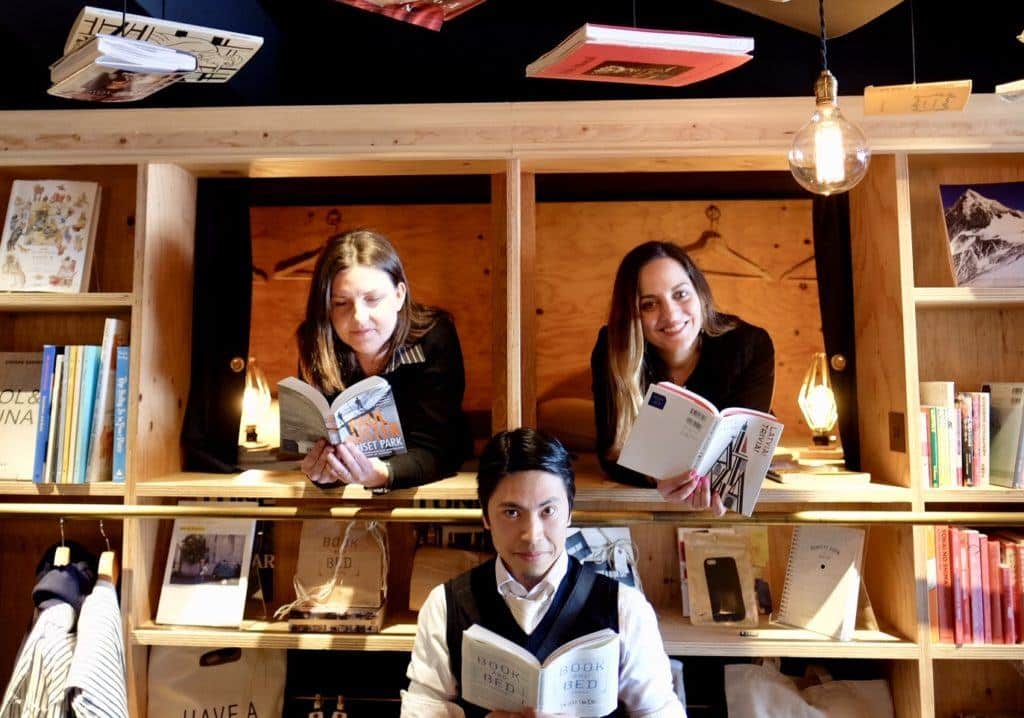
[
  {"xmin": 1001, "ymin": 564, "xmax": 1017, "ymax": 644},
  {"xmin": 980, "ymin": 534, "xmax": 992, "ymax": 642},
  {"xmin": 935, "ymin": 526, "xmax": 955, "ymax": 642},
  {"xmin": 966, "ymin": 530, "xmax": 985, "ymax": 643},
  {"xmin": 950, "ymin": 527, "xmax": 965, "ymax": 645},
  {"xmin": 989, "ymin": 539, "xmax": 1004, "ymax": 643},
  {"xmin": 526, "ymin": 24, "xmax": 753, "ymax": 88}
]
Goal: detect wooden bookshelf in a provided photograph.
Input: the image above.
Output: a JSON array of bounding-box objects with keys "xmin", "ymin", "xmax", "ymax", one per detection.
[
  {"xmin": 0, "ymin": 480, "xmax": 126, "ymax": 497},
  {"xmin": 0, "ymin": 293, "xmax": 134, "ymax": 312},
  {"xmin": 929, "ymin": 644, "xmax": 1024, "ymax": 660},
  {"xmin": 922, "ymin": 486, "xmax": 1024, "ymax": 503},
  {"xmin": 913, "ymin": 287, "xmax": 1024, "ymax": 308}
]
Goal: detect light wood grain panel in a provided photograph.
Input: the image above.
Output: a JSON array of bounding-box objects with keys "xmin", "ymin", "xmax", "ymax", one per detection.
[
  {"xmin": 908, "ymin": 154, "xmax": 1024, "ymax": 287},
  {"xmin": 932, "ymin": 659, "xmax": 1024, "ymax": 717},
  {"xmin": 490, "ymin": 173, "xmax": 509, "ymax": 432},
  {"xmin": 248, "ymin": 204, "xmax": 493, "ymax": 412},
  {"xmin": 888, "ymin": 659, "xmax": 924, "ymax": 718},
  {"xmin": 1, "ymin": 310, "xmax": 129, "ymax": 351},
  {"xmin": 520, "ymin": 173, "xmax": 537, "ymax": 428},
  {"xmin": 849, "ymin": 155, "xmax": 914, "ymax": 488},
  {"xmin": 0, "ymin": 165, "xmax": 136, "ymax": 293},
  {"xmin": 864, "ymin": 525, "xmax": 918, "ymax": 641},
  {"xmin": 534, "ymin": 199, "xmax": 820, "ymax": 443},
  {"xmin": 916, "ymin": 308, "xmax": 1024, "ymax": 389},
  {"xmin": 2, "ymin": 96, "xmax": 1024, "ymax": 163}
]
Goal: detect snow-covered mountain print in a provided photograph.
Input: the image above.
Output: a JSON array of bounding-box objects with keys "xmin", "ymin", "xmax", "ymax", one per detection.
[{"xmin": 940, "ymin": 182, "xmax": 1024, "ymax": 287}]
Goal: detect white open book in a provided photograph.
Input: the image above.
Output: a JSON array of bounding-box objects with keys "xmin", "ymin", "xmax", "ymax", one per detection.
[
  {"xmin": 617, "ymin": 382, "xmax": 783, "ymax": 515},
  {"xmin": 460, "ymin": 624, "xmax": 619, "ymax": 717},
  {"xmin": 277, "ymin": 375, "xmax": 405, "ymax": 459}
]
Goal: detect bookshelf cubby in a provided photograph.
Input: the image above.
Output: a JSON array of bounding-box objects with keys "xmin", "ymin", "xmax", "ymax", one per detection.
[{"xmin": 0, "ymin": 99, "xmax": 1022, "ymax": 717}]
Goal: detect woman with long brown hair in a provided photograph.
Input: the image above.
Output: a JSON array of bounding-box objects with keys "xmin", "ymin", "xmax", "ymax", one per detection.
[
  {"xmin": 297, "ymin": 229, "xmax": 471, "ymax": 490},
  {"xmin": 591, "ymin": 241, "xmax": 775, "ymax": 511}
]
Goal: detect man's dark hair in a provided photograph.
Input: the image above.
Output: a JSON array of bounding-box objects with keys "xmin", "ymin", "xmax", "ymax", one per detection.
[{"xmin": 477, "ymin": 428, "xmax": 575, "ymax": 518}]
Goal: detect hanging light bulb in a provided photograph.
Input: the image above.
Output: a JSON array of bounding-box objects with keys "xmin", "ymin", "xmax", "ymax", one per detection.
[
  {"xmin": 788, "ymin": 0, "xmax": 871, "ymax": 195},
  {"xmin": 798, "ymin": 352, "xmax": 838, "ymax": 446}
]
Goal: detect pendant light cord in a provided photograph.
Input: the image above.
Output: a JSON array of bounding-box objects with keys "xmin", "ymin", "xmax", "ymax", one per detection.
[
  {"xmin": 818, "ymin": 0, "xmax": 828, "ymax": 72},
  {"xmin": 631, "ymin": 0, "xmax": 637, "ymax": 28},
  {"xmin": 909, "ymin": 0, "xmax": 918, "ymax": 84}
]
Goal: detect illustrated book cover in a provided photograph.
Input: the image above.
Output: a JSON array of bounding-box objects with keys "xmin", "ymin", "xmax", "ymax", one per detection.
[
  {"xmin": 775, "ymin": 525, "xmax": 866, "ymax": 641},
  {"xmin": 0, "ymin": 352, "xmax": 44, "ymax": 480},
  {"xmin": 64, "ymin": 6, "xmax": 263, "ymax": 83},
  {"xmin": 526, "ymin": 23, "xmax": 753, "ymax": 87},
  {"xmin": 0, "ymin": 180, "xmax": 101, "ymax": 293},
  {"xmin": 939, "ymin": 182, "xmax": 1024, "ymax": 287},
  {"xmin": 155, "ymin": 503, "xmax": 257, "ymax": 628},
  {"xmin": 617, "ymin": 381, "xmax": 783, "ymax": 515},
  {"xmin": 461, "ymin": 624, "xmax": 619, "ymax": 717},
  {"xmin": 278, "ymin": 375, "xmax": 406, "ymax": 459}
]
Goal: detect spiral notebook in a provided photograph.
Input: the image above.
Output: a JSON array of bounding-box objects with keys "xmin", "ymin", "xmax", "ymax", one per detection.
[{"xmin": 775, "ymin": 525, "xmax": 865, "ymax": 641}]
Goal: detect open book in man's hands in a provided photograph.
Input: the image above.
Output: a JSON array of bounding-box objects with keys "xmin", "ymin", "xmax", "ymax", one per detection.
[
  {"xmin": 461, "ymin": 624, "xmax": 618, "ymax": 717},
  {"xmin": 617, "ymin": 382, "xmax": 783, "ymax": 515},
  {"xmin": 278, "ymin": 375, "xmax": 406, "ymax": 459}
]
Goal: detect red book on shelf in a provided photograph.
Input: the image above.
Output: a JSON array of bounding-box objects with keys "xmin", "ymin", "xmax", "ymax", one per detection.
[
  {"xmin": 935, "ymin": 526, "xmax": 955, "ymax": 643},
  {"xmin": 967, "ymin": 530, "xmax": 986, "ymax": 643},
  {"xmin": 980, "ymin": 534, "xmax": 993, "ymax": 642},
  {"xmin": 989, "ymin": 539, "xmax": 1004, "ymax": 643},
  {"xmin": 950, "ymin": 527, "xmax": 965, "ymax": 644},
  {"xmin": 1001, "ymin": 564, "xmax": 1017, "ymax": 644},
  {"xmin": 526, "ymin": 24, "xmax": 753, "ymax": 88}
]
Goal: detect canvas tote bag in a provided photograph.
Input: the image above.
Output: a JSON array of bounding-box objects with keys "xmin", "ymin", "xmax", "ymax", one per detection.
[
  {"xmin": 148, "ymin": 646, "xmax": 285, "ymax": 718},
  {"xmin": 725, "ymin": 660, "xmax": 894, "ymax": 718}
]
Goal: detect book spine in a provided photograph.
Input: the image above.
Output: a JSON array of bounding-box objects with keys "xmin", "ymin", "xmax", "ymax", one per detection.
[
  {"xmin": 1016, "ymin": 544, "xmax": 1024, "ymax": 642},
  {"xmin": 85, "ymin": 317, "xmax": 128, "ymax": 482},
  {"xmin": 978, "ymin": 392, "xmax": 991, "ymax": 487},
  {"xmin": 988, "ymin": 539, "xmax": 1003, "ymax": 644},
  {"xmin": 31, "ymin": 346, "xmax": 57, "ymax": 483},
  {"xmin": 1001, "ymin": 563, "xmax": 1016, "ymax": 644},
  {"xmin": 73, "ymin": 345, "xmax": 101, "ymax": 485},
  {"xmin": 935, "ymin": 525, "xmax": 954, "ymax": 643},
  {"xmin": 43, "ymin": 353, "xmax": 65, "ymax": 484},
  {"xmin": 926, "ymin": 526, "xmax": 939, "ymax": 642},
  {"xmin": 919, "ymin": 407, "xmax": 930, "ymax": 488},
  {"xmin": 958, "ymin": 393, "xmax": 973, "ymax": 487},
  {"xmin": 928, "ymin": 407, "xmax": 939, "ymax": 488},
  {"xmin": 980, "ymin": 534, "xmax": 992, "ymax": 642},
  {"xmin": 55, "ymin": 345, "xmax": 78, "ymax": 484},
  {"xmin": 953, "ymin": 400, "xmax": 964, "ymax": 487},
  {"xmin": 774, "ymin": 526, "xmax": 801, "ymax": 624},
  {"xmin": 112, "ymin": 345, "xmax": 130, "ymax": 484},
  {"xmin": 950, "ymin": 527, "xmax": 964, "ymax": 645},
  {"xmin": 967, "ymin": 531, "xmax": 985, "ymax": 643}
]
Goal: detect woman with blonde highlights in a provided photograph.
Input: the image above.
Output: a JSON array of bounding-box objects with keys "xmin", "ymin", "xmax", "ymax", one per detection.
[
  {"xmin": 297, "ymin": 229, "xmax": 471, "ymax": 490},
  {"xmin": 591, "ymin": 241, "xmax": 775, "ymax": 511}
]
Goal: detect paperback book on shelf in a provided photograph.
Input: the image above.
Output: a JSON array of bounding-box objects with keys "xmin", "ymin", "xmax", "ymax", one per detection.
[
  {"xmin": 48, "ymin": 35, "xmax": 197, "ymax": 103},
  {"xmin": 526, "ymin": 23, "xmax": 753, "ymax": 87},
  {"xmin": 0, "ymin": 352, "xmax": 44, "ymax": 481},
  {"xmin": 0, "ymin": 180, "xmax": 101, "ymax": 293},
  {"xmin": 617, "ymin": 381, "xmax": 783, "ymax": 515},
  {"xmin": 984, "ymin": 382, "xmax": 1024, "ymax": 489}
]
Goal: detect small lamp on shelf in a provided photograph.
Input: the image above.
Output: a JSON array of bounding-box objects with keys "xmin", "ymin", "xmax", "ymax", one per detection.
[
  {"xmin": 239, "ymin": 356, "xmax": 272, "ymax": 450},
  {"xmin": 798, "ymin": 351, "xmax": 838, "ymax": 446}
]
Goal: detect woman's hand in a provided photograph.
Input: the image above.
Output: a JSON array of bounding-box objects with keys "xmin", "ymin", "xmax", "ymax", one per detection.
[
  {"xmin": 657, "ymin": 470, "xmax": 727, "ymax": 517},
  {"xmin": 300, "ymin": 438, "xmax": 390, "ymax": 489}
]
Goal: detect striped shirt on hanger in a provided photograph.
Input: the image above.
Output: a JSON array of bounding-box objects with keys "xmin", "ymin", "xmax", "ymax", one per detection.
[
  {"xmin": 0, "ymin": 603, "xmax": 76, "ymax": 718},
  {"xmin": 67, "ymin": 580, "xmax": 128, "ymax": 718}
]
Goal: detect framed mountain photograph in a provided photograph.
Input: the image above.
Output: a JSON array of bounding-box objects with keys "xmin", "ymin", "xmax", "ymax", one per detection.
[{"xmin": 939, "ymin": 182, "xmax": 1024, "ymax": 287}]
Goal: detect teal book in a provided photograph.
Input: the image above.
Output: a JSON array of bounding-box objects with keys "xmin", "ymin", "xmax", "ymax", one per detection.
[{"xmin": 73, "ymin": 345, "xmax": 101, "ymax": 484}]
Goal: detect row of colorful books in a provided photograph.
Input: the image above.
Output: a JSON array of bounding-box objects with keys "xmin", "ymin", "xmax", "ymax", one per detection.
[
  {"xmin": 32, "ymin": 318, "xmax": 130, "ymax": 484},
  {"xmin": 929, "ymin": 526, "xmax": 1023, "ymax": 645},
  {"xmin": 919, "ymin": 381, "xmax": 1024, "ymax": 489}
]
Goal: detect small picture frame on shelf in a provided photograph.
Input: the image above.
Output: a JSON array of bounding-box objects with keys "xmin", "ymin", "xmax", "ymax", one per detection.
[{"xmin": 938, "ymin": 181, "xmax": 1024, "ymax": 288}]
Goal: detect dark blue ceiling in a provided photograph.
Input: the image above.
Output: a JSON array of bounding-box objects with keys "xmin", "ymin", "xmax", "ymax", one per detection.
[{"xmin": 2, "ymin": 0, "xmax": 1021, "ymax": 110}]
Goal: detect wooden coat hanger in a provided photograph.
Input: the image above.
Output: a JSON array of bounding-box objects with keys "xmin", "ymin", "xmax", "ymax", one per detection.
[
  {"xmin": 54, "ymin": 517, "xmax": 70, "ymax": 567},
  {"xmin": 679, "ymin": 205, "xmax": 772, "ymax": 280},
  {"xmin": 97, "ymin": 519, "xmax": 117, "ymax": 582}
]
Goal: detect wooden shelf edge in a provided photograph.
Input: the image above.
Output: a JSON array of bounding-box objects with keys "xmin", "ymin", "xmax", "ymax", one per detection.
[
  {"xmin": 923, "ymin": 487, "xmax": 1024, "ymax": 503},
  {"xmin": 0, "ymin": 292, "xmax": 133, "ymax": 312},
  {"xmin": 0, "ymin": 480, "xmax": 126, "ymax": 497},
  {"xmin": 914, "ymin": 287, "xmax": 1024, "ymax": 308},
  {"xmin": 131, "ymin": 621, "xmax": 417, "ymax": 652},
  {"xmin": 930, "ymin": 644, "xmax": 1024, "ymax": 660},
  {"xmin": 138, "ymin": 470, "xmax": 909, "ymax": 506}
]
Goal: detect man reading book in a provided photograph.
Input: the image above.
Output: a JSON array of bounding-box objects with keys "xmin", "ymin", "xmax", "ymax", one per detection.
[{"xmin": 401, "ymin": 428, "xmax": 685, "ymax": 717}]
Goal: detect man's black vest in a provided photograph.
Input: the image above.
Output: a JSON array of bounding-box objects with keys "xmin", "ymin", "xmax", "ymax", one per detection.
[{"xmin": 444, "ymin": 557, "xmax": 624, "ymax": 718}]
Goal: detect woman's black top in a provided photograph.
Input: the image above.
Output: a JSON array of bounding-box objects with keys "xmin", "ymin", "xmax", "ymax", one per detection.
[
  {"xmin": 332, "ymin": 313, "xmax": 472, "ymax": 489},
  {"xmin": 590, "ymin": 320, "xmax": 775, "ymax": 486}
]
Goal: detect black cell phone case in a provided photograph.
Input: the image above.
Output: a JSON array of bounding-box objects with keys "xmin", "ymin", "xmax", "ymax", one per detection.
[{"xmin": 704, "ymin": 556, "xmax": 746, "ymax": 622}]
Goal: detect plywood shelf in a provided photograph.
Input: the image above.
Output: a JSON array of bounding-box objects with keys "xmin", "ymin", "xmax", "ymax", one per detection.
[
  {"xmin": 132, "ymin": 613, "xmax": 917, "ymax": 658},
  {"xmin": 0, "ymin": 292, "xmax": 133, "ymax": 312},
  {"xmin": 0, "ymin": 480, "xmax": 126, "ymax": 497},
  {"xmin": 914, "ymin": 287, "xmax": 1024, "ymax": 308},
  {"xmin": 923, "ymin": 487, "xmax": 1024, "ymax": 503},
  {"xmin": 930, "ymin": 643, "xmax": 1024, "ymax": 660}
]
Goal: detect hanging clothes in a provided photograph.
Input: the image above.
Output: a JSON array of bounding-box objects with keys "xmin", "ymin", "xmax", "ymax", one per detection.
[{"xmin": 66, "ymin": 579, "xmax": 128, "ymax": 718}]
